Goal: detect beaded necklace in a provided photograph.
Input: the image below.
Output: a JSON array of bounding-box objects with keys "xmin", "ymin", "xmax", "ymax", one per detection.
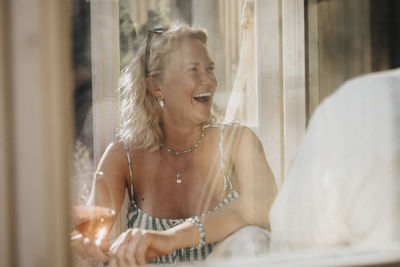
[
  {"xmin": 160, "ymin": 127, "xmax": 205, "ymax": 183},
  {"xmin": 161, "ymin": 127, "xmax": 205, "ymax": 155}
]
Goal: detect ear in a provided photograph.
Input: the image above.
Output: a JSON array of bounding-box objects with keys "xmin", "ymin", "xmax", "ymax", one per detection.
[{"xmin": 146, "ymin": 77, "xmax": 164, "ymax": 99}]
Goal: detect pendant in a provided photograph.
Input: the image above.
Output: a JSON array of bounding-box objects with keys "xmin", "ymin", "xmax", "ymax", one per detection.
[{"xmin": 176, "ymin": 172, "xmax": 182, "ymax": 184}]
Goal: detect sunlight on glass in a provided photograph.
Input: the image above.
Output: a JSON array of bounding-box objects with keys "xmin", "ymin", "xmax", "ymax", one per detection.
[{"xmin": 68, "ymin": 0, "xmax": 400, "ymax": 266}]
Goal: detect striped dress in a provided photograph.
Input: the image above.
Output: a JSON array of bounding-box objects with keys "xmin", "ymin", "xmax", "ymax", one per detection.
[{"xmin": 123, "ymin": 124, "xmax": 240, "ymax": 264}]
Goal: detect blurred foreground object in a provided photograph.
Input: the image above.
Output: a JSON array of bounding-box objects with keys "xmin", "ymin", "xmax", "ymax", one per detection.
[
  {"xmin": 208, "ymin": 226, "xmax": 270, "ymax": 259},
  {"xmin": 270, "ymin": 69, "xmax": 400, "ymax": 250}
]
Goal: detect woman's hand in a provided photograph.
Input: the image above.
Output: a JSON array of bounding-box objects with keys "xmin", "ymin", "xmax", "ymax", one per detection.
[
  {"xmin": 70, "ymin": 205, "xmax": 115, "ymax": 266},
  {"xmin": 108, "ymin": 228, "xmax": 174, "ymax": 267},
  {"xmin": 71, "ymin": 231, "xmax": 110, "ymax": 267}
]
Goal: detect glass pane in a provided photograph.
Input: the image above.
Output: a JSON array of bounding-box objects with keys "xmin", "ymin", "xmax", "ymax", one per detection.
[
  {"xmin": 71, "ymin": 0, "xmax": 95, "ymax": 206},
  {"xmin": 69, "ymin": 0, "xmax": 400, "ymax": 266},
  {"xmin": 119, "ymin": 0, "xmax": 257, "ymax": 125}
]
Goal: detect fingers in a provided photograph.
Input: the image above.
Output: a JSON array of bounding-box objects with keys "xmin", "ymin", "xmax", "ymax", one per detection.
[
  {"xmin": 126, "ymin": 231, "xmax": 143, "ymax": 266},
  {"xmin": 136, "ymin": 232, "xmax": 149, "ymax": 266},
  {"xmin": 71, "ymin": 234, "xmax": 87, "ymax": 260},
  {"xmin": 108, "ymin": 229, "xmax": 166, "ymax": 266},
  {"xmin": 83, "ymin": 237, "xmax": 109, "ymax": 262},
  {"xmin": 109, "ymin": 231, "xmax": 130, "ymax": 266},
  {"xmin": 71, "ymin": 234, "xmax": 109, "ymax": 266},
  {"xmin": 109, "ymin": 228, "xmax": 145, "ymax": 267}
]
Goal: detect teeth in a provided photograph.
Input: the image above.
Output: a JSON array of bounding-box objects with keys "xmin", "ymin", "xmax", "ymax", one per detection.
[{"xmin": 194, "ymin": 92, "xmax": 211, "ymax": 98}]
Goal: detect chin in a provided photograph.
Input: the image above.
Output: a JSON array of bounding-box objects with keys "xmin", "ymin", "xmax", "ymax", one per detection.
[{"xmin": 195, "ymin": 112, "xmax": 211, "ymax": 125}]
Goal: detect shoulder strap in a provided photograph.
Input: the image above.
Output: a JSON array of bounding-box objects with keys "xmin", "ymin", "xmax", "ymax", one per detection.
[
  {"xmin": 122, "ymin": 141, "xmax": 134, "ymax": 202},
  {"xmin": 218, "ymin": 124, "xmax": 233, "ymax": 191}
]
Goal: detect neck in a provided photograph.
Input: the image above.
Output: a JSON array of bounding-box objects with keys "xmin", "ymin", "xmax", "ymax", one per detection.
[{"xmin": 161, "ymin": 121, "xmax": 205, "ymax": 152}]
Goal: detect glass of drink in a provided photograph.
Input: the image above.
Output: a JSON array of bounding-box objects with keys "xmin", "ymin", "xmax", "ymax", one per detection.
[{"xmin": 71, "ymin": 171, "xmax": 116, "ymax": 250}]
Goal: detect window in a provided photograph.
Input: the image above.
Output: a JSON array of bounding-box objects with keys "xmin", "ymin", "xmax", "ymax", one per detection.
[
  {"xmin": 77, "ymin": 0, "xmax": 306, "ymax": 189},
  {"xmin": 2, "ymin": 0, "xmax": 400, "ymax": 266},
  {"xmin": 70, "ymin": 0, "xmax": 400, "ymax": 264}
]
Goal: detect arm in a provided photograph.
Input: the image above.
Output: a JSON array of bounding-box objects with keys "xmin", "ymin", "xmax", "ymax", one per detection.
[
  {"xmin": 169, "ymin": 125, "xmax": 277, "ymax": 245},
  {"xmin": 109, "ymin": 126, "xmax": 277, "ymax": 266},
  {"xmin": 71, "ymin": 142, "xmax": 128, "ymax": 265},
  {"xmin": 88, "ymin": 142, "xmax": 128, "ymax": 215},
  {"xmin": 225, "ymin": 125, "xmax": 278, "ymax": 229},
  {"xmin": 74, "ymin": 142, "xmax": 129, "ymax": 236}
]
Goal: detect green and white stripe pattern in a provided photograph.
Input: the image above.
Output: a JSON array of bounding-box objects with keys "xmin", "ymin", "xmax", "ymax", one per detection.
[
  {"xmin": 127, "ymin": 190, "xmax": 239, "ymax": 264},
  {"xmin": 124, "ymin": 123, "xmax": 240, "ymax": 264}
]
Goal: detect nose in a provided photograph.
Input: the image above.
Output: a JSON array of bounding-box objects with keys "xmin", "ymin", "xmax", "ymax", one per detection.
[{"xmin": 200, "ymin": 70, "xmax": 216, "ymax": 86}]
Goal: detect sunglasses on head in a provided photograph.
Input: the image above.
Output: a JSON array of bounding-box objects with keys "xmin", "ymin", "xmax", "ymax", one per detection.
[{"xmin": 144, "ymin": 28, "xmax": 168, "ymax": 77}]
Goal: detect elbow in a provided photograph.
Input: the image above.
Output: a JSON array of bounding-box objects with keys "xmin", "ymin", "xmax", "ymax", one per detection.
[{"xmin": 235, "ymin": 196, "xmax": 271, "ymax": 230}]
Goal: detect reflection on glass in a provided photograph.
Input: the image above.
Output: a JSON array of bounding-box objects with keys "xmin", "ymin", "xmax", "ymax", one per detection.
[
  {"xmin": 71, "ymin": 1, "xmax": 274, "ymax": 265},
  {"xmin": 71, "ymin": 171, "xmax": 116, "ymax": 242},
  {"xmin": 69, "ymin": 0, "xmax": 400, "ymax": 266},
  {"xmin": 70, "ymin": 170, "xmax": 116, "ymax": 266}
]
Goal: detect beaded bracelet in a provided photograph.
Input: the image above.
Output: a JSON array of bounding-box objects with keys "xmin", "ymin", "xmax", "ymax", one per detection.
[{"xmin": 187, "ymin": 217, "xmax": 206, "ymax": 249}]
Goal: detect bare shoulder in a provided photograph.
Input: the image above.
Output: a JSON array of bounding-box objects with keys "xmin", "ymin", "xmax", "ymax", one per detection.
[
  {"xmin": 223, "ymin": 124, "xmax": 263, "ymax": 153},
  {"xmin": 98, "ymin": 141, "xmax": 130, "ymax": 171},
  {"xmin": 94, "ymin": 141, "xmax": 132, "ymax": 211},
  {"xmin": 103, "ymin": 141, "xmax": 126, "ymax": 159},
  {"xmin": 223, "ymin": 124, "xmax": 256, "ymax": 138}
]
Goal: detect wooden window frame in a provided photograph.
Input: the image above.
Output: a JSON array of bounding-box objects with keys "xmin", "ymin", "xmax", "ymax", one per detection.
[
  {"xmin": 0, "ymin": 1, "xmax": 72, "ymax": 266},
  {"xmin": 255, "ymin": 0, "xmax": 306, "ymax": 186}
]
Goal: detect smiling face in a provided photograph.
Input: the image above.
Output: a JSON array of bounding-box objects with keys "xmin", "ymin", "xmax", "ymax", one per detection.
[{"xmin": 157, "ymin": 38, "xmax": 217, "ymax": 128}]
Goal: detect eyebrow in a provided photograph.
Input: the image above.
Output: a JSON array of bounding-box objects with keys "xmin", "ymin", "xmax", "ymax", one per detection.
[{"xmin": 183, "ymin": 61, "xmax": 215, "ymax": 67}]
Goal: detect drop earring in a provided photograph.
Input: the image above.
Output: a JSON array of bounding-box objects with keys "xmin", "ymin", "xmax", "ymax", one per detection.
[{"xmin": 158, "ymin": 98, "xmax": 164, "ymax": 108}]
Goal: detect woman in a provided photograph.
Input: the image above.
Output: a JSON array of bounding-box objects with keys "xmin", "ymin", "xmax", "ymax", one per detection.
[{"xmin": 73, "ymin": 22, "xmax": 277, "ymax": 266}]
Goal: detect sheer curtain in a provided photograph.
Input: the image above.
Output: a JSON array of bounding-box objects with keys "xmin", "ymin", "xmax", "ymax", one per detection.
[{"xmin": 224, "ymin": 0, "xmax": 257, "ymax": 125}]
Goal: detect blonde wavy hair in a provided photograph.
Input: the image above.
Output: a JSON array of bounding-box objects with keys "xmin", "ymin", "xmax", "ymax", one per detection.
[{"xmin": 117, "ymin": 22, "xmax": 208, "ymax": 150}]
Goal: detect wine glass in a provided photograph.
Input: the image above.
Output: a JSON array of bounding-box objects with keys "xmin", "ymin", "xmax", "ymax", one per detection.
[{"xmin": 71, "ymin": 171, "xmax": 116, "ymax": 249}]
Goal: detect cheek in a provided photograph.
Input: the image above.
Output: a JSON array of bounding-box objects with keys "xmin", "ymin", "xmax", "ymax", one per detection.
[
  {"xmin": 209, "ymin": 81, "xmax": 217, "ymax": 95},
  {"xmin": 210, "ymin": 74, "xmax": 217, "ymax": 87},
  {"xmin": 165, "ymin": 86, "xmax": 191, "ymax": 106}
]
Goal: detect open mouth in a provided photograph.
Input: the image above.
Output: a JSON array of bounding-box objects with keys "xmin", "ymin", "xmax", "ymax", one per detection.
[{"xmin": 193, "ymin": 92, "xmax": 212, "ymax": 104}]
